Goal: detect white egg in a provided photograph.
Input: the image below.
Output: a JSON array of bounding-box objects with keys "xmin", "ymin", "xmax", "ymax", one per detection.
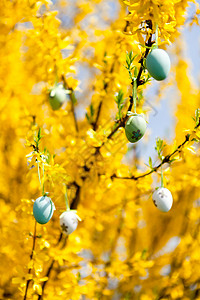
[
  {"xmin": 152, "ymin": 187, "xmax": 173, "ymax": 212},
  {"xmin": 60, "ymin": 211, "xmax": 79, "ymax": 235}
]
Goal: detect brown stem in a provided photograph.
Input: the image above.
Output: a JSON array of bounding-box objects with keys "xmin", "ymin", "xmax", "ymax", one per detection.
[
  {"xmin": 111, "ymin": 133, "xmax": 191, "ymax": 181},
  {"xmin": 70, "ymin": 183, "xmax": 81, "ymax": 210},
  {"xmin": 38, "ymin": 183, "xmax": 81, "ymax": 299},
  {"xmin": 100, "ymin": 20, "xmax": 153, "ymax": 144},
  {"xmin": 24, "ymin": 221, "xmax": 37, "ymax": 300},
  {"xmin": 78, "ymin": 21, "xmax": 154, "ymax": 168},
  {"xmin": 37, "ymin": 259, "xmax": 55, "ymax": 300},
  {"xmin": 92, "ymin": 100, "xmax": 103, "ymax": 131},
  {"xmin": 92, "ymin": 62, "xmax": 115, "ymax": 131}
]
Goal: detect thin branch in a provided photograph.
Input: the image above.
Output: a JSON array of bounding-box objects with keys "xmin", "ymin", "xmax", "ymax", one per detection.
[
  {"xmin": 73, "ymin": 21, "xmax": 153, "ymax": 169},
  {"xmin": 24, "ymin": 221, "xmax": 37, "ymax": 300},
  {"xmin": 92, "ymin": 62, "xmax": 115, "ymax": 131},
  {"xmin": 37, "ymin": 259, "xmax": 55, "ymax": 300},
  {"xmin": 38, "ymin": 183, "xmax": 81, "ymax": 299},
  {"xmin": 98, "ymin": 21, "xmax": 153, "ymax": 146},
  {"xmin": 70, "ymin": 183, "xmax": 81, "ymax": 210},
  {"xmin": 92, "ymin": 100, "xmax": 103, "ymax": 131},
  {"xmin": 111, "ymin": 133, "xmax": 192, "ymax": 181}
]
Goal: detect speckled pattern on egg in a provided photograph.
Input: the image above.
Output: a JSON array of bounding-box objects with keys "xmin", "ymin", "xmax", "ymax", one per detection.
[
  {"xmin": 152, "ymin": 187, "xmax": 173, "ymax": 212},
  {"xmin": 125, "ymin": 114, "xmax": 146, "ymax": 143},
  {"xmin": 60, "ymin": 211, "xmax": 78, "ymax": 235}
]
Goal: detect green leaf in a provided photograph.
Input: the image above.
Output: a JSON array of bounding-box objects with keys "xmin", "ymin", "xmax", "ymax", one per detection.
[
  {"xmin": 125, "ymin": 51, "xmax": 137, "ymax": 69},
  {"xmin": 149, "ymin": 156, "xmax": 153, "ymax": 169},
  {"xmin": 139, "ymin": 43, "xmax": 152, "ymax": 49},
  {"xmin": 103, "ymin": 51, "xmax": 107, "ymax": 64},
  {"xmin": 114, "ymin": 90, "xmax": 125, "ymax": 120},
  {"xmin": 86, "ymin": 104, "xmax": 95, "ymax": 123},
  {"xmin": 194, "ymin": 108, "xmax": 200, "ymax": 126},
  {"xmin": 90, "ymin": 104, "xmax": 94, "ymax": 117},
  {"xmin": 71, "ymin": 91, "xmax": 77, "ymax": 104},
  {"xmin": 85, "ymin": 113, "xmax": 90, "ymax": 122},
  {"xmin": 169, "ymin": 158, "xmax": 177, "ymax": 163},
  {"xmin": 141, "ymin": 248, "xmax": 147, "ymax": 259},
  {"xmin": 124, "ymin": 293, "xmax": 131, "ymax": 300},
  {"xmin": 134, "ymin": 66, "xmax": 138, "ymax": 78},
  {"xmin": 155, "ymin": 138, "xmax": 166, "ymax": 160},
  {"xmin": 37, "ymin": 128, "xmax": 41, "ymax": 139}
]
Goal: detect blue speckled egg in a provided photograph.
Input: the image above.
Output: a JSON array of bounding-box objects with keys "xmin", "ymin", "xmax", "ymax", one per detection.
[
  {"xmin": 33, "ymin": 195, "xmax": 55, "ymax": 224},
  {"xmin": 49, "ymin": 86, "xmax": 67, "ymax": 110},
  {"xmin": 146, "ymin": 49, "xmax": 171, "ymax": 81},
  {"xmin": 125, "ymin": 114, "xmax": 146, "ymax": 143}
]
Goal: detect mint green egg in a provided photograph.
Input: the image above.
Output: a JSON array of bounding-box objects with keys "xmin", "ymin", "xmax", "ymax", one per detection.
[
  {"xmin": 125, "ymin": 114, "xmax": 146, "ymax": 143},
  {"xmin": 33, "ymin": 196, "xmax": 55, "ymax": 224},
  {"xmin": 49, "ymin": 86, "xmax": 67, "ymax": 110},
  {"xmin": 146, "ymin": 49, "xmax": 171, "ymax": 81}
]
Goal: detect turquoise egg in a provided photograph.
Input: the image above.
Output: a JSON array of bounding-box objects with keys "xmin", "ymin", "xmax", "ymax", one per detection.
[
  {"xmin": 49, "ymin": 86, "xmax": 67, "ymax": 110},
  {"xmin": 33, "ymin": 195, "xmax": 55, "ymax": 224},
  {"xmin": 125, "ymin": 114, "xmax": 146, "ymax": 143},
  {"xmin": 146, "ymin": 49, "xmax": 171, "ymax": 81}
]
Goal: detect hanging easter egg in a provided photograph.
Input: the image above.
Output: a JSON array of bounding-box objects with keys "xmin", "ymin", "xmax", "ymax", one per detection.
[
  {"xmin": 49, "ymin": 86, "xmax": 67, "ymax": 110},
  {"xmin": 33, "ymin": 195, "xmax": 55, "ymax": 224},
  {"xmin": 152, "ymin": 187, "xmax": 173, "ymax": 212},
  {"xmin": 146, "ymin": 49, "xmax": 171, "ymax": 81},
  {"xmin": 125, "ymin": 114, "xmax": 146, "ymax": 143},
  {"xmin": 60, "ymin": 211, "xmax": 79, "ymax": 235}
]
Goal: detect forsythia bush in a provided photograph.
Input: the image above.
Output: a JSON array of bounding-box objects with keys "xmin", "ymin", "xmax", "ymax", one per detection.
[{"xmin": 0, "ymin": 0, "xmax": 200, "ymax": 299}]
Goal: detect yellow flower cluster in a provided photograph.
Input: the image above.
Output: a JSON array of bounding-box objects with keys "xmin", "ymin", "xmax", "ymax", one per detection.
[
  {"xmin": 124, "ymin": 0, "xmax": 198, "ymax": 43},
  {"xmin": 0, "ymin": 0, "xmax": 200, "ymax": 299}
]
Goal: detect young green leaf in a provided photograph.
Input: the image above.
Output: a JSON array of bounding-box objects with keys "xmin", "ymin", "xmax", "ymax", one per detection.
[
  {"xmin": 194, "ymin": 108, "xmax": 200, "ymax": 126},
  {"xmin": 114, "ymin": 90, "xmax": 125, "ymax": 120},
  {"xmin": 86, "ymin": 104, "xmax": 95, "ymax": 124},
  {"xmin": 149, "ymin": 156, "xmax": 153, "ymax": 169},
  {"xmin": 155, "ymin": 138, "xmax": 166, "ymax": 160}
]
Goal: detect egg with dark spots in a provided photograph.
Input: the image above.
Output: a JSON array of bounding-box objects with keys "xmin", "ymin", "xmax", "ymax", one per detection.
[
  {"xmin": 125, "ymin": 114, "xmax": 146, "ymax": 143},
  {"xmin": 60, "ymin": 211, "xmax": 79, "ymax": 235},
  {"xmin": 152, "ymin": 187, "xmax": 173, "ymax": 212}
]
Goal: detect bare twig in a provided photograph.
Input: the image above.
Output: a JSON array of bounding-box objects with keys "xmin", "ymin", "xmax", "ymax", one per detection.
[
  {"xmin": 24, "ymin": 221, "xmax": 37, "ymax": 300},
  {"xmin": 92, "ymin": 62, "xmax": 115, "ymax": 131},
  {"xmin": 37, "ymin": 259, "xmax": 55, "ymax": 300},
  {"xmin": 92, "ymin": 100, "xmax": 103, "ymax": 131},
  {"xmin": 111, "ymin": 133, "xmax": 192, "ymax": 181}
]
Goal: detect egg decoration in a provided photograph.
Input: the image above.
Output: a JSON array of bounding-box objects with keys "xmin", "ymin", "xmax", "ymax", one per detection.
[
  {"xmin": 33, "ymin": 195, "xmax": 55, "ymax": 224},
  {"xmin": 146, "ymin": 49, "xmax": 171, "ymax": 81},
  {"xmin": 60, "ymin": 211, "xmax": 79, "ymax": 235},
  {"xmin": 152, "ymin": 187, "xmax": 173, "ymax": 212},
  {"xmin": 49, "ymin": 86, "xmax": 67, "ymax": 110},
  {"xmin": 125, "ymin": 114, "xmax": 146, "ymax": 143}
]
